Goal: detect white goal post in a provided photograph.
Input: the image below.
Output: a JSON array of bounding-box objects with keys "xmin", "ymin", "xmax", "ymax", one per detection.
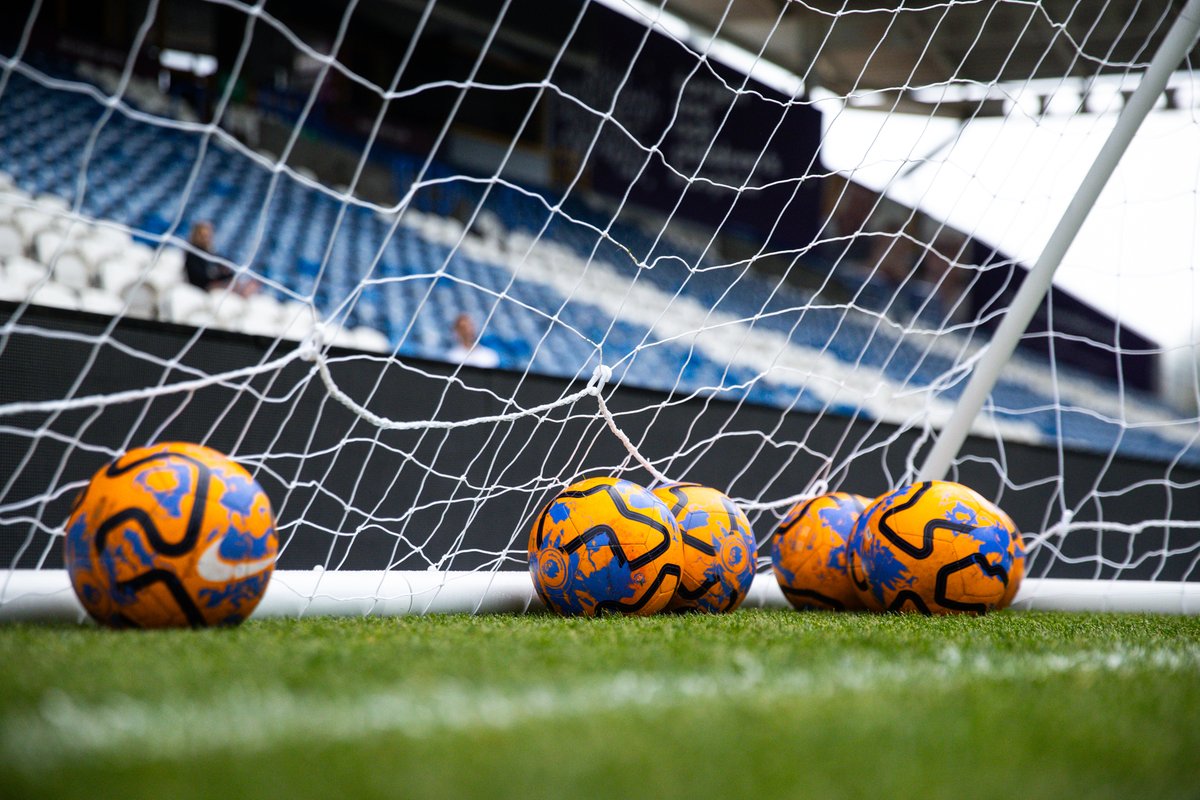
[
  {"xmin": 2, "ymin": 0, "xmax": 1200, "ymax": 618},
  {"xmin": 4, "ymin": 570, "xmax": 1200, "ymax": 621}
]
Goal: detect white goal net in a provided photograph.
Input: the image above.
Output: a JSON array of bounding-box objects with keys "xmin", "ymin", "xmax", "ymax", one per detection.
[{"xmin": 1, "ymin": 0, "xmax": 1199, "ymax": 617}]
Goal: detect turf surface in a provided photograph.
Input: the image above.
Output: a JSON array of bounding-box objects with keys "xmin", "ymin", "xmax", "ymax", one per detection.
[{"xmin": 1, "ymin": 610, "xmax": 1198, "ymax": 799}]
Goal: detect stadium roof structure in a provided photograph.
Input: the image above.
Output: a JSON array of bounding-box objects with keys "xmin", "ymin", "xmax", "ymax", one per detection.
[
  {"xmin": 661, "ymin": 0, "xmax": 1200, "ymax": 117},
  {"xmin": 648, "ymin": 0, "xmax": 1200, "ymax": 346},
  {"xmin": 255, "ymin": 0, "xmax": 1200, "ymax": 344},
  {"xmin": 353, "ymin": 1, "xmax": 1197, "ymax": 115}
]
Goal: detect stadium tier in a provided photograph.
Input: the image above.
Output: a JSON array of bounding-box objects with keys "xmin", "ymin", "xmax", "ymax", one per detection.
[{"xmin": 0, "ymin": 65, "xmax": 1195, "ymax": 468}]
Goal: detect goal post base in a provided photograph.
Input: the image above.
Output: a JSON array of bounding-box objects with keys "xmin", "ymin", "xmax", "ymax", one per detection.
[{"xmin": 2, "ymin": 570, "xmax": 1199, "ymax": 621}]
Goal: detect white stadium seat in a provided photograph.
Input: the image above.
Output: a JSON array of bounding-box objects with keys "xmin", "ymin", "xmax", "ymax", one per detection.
[
  {"xmin": 48, "ymin": 253, "xmax": 91, "ymax": 291},
  {"xmin": 27, "ymin": 281, "xmax": 80, "ymax": 311},
  {"xmin": 473, "ymin": 209, "xmax": 505, "ymax": 239},
  {"xmin": 241, "ymin": 313, "xmax": 283, "ymax": 337},
  {"xmin": 88, "ymin": 225, "xmax": 134, "ymax": 255},
  {"xmin": 76, "ymin": 234, "xmax": 127, "ymax": 271},
  {"xmin": 0, "ymin": 267, "xmax": 22, "ymax": 302},
  {"xmin": 90, "ymin": 224, "xmax": 132, "ymax": 246},
  {"xmin": 398, "ymin": 209, "xmax": 428, "ymax": 229},
  {"xmin": 185, "ymin": 309, "xmax": 216, "ymax": 329},
  {"xmin": 124, "ymin": 242, "xmax": 157, "ymax": 267},
  {"xmin": 210, "ymin": 290, "xmax": 247, "ymax": 327},
  {"xmin": 145, "ymin": 258, "xmax": 185, "ymax": 292},
  {"xmin": 328, "ymin": 326, "xmax": 359, "ymax": 349},
  {"xmin": 0, "ymin": 185, "xmax": 30, "ymax": 201},
  {"xmin": 0, "ymin": 187, "xmax": 31, "ymax": 225},
  {"xmin": 78, "ymin": 288, "xmax": 125, "ymax": 316},
  {"xmin": 98, "ymin": 258, "xmax": 144, "ymax": 295},
  {"xmin": 245, "ymin": 293, "xmax": 283, "ymax": 319},
  {"xmin": 32, "ymin": 229, "xmax": 64, "ymax": 264},
  {"xmin": 4, "ymin": 256, "xmax": 49, "ymax": 292},
  {"xmin": 120, "ymin": 283, "xmax": 158, "ymax": 320},
  {"xmin": 239, "ymin": 294, "xmax": 285, "ymax": 337},
  {"xmin": 155, "ymin": 246, "xmax": 186, "ymax": 275},
  {"xmin": 13, "ymin": 208, "xmax": 55, "ymax": 247},
  {"xmin": 35, "ymin": 194, "xmax": 71, "ymax": 215},
  {"xmin": 278, "ymin": 301, "xmax": 316, "ymax": 341},
  {"xmin": 34, "ymin": 228, "xmax": 88, "ymax": 267},
  {"xmin": 351, "ymin": 326, "xmax": 391, "ymax": 353},
  {"xmin": 160, "ymin": 283, "xmax": 210, "ymax": 324},
  {"xmin": 460, "ymin": 235, "xmax": 503, "ymax": 264},
  {"xmin": 0, "ymin": 223, "xmax": 22, "ymax": 260}
]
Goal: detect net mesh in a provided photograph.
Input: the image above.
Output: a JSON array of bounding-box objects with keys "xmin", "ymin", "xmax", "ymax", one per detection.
[{"xmin": 1, "ymin": 0, "xmax": 1199, "ymax": 605}]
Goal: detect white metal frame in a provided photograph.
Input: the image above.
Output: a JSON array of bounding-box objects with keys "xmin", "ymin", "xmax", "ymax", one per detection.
[
  {"xmin": 919, "ymin": 0, "xmax": 1200, "ymax": 481},
  {"xmin": 3, "ymin": 570, "xmax": 1199, "ymax": 622}
]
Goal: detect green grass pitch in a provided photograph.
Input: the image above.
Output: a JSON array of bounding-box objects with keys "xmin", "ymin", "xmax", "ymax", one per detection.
[{"xmin": 1, "ymin": 610, "xmax": 1198, "ymax": 800}]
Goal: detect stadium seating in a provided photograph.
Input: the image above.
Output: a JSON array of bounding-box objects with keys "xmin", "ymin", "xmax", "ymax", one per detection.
[{"xmin": 0, "ymin": 65, "xmax": 1194, "ymax": 466}]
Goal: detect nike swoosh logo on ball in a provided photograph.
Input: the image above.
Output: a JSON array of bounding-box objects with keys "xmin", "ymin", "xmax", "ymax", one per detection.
[{"xmin": 196, "ymin": 539, "xmax": 275, "ymax": 583}]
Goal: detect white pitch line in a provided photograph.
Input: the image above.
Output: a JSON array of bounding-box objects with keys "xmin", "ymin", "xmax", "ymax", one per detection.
[{"xmin": 4, "ymin": 644, "xmax": 1198, "ymax": 771}]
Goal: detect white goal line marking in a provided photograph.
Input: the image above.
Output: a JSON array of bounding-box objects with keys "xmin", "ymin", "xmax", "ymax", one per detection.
[{"xmin": 4, "ymin": 643, "xmax": 1197, "ymax": 770}]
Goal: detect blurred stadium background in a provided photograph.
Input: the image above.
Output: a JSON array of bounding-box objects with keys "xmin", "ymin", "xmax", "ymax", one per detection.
[{"xmin": 1, "ymin": 0, "xmax": 1198, "ymax": 585}]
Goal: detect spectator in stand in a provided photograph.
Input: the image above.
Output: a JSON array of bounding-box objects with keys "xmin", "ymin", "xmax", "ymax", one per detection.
[
  {"xmin": 448, "ymin": 313, "xmax": 499, "ymax": 368},
  {"xmin": 184, "ymin": 221, "xmax": 257, "ymax": 296}
]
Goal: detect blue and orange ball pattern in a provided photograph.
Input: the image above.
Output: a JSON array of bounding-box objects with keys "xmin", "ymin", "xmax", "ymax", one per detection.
[
  {"xmin": 652, "ymin": 483, "xmax": 756, "ymax": 613},
  {"xmin": 771, "ymin": 492, "xmax": 870, "ymax": 611},
  {"xmin": 846, "ymin": 481, "xmax": 1024, "ymax": 615},
  {"xmin": 529, "ymin": 477, "xmax": 683, "ymax": 617},
  {"xmin": 995, "ymin": 505, "xmax": 1026, "ymax": 609},
  {"xmin": 63, "ymin": 442, "xmax": 278, "ymax": 628}
]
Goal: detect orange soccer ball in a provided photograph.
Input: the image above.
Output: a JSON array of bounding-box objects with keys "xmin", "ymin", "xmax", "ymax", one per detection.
[
  {"xmin": 63, "ymin": 442, "xmax": 278, "ymax": 628},
  {"xmin": 846, "ymin": 481, "xmax": 1024, "ymax": 615},
  {"xmin": 995, "ymin": 505, "xmax": 1026, "ymax": 609},
  {"xmin": 652, "ymin": 483, "xmax": 756, "ymax": 613},
  {"xmin": 529, "ymin": 477, "xmax": 683, "ymax": 616},
  {"xmin": 771, "ymin": 492, "xmax": 870, "ymax": 611}
]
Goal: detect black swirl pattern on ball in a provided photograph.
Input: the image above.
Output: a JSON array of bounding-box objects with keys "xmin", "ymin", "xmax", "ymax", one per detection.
[
  {"xmin": 535, "ymin": 482, "xmax": 679, "ymax": 612},
  {"xmin": 780, "ymin": 587, "xmax": 847, "ymax": 611},
  {"xmin": 536, "ymin": 482, "xmax": 673, "ymax": 566},
  {"xmin": 878, "ymin": 482, "xmax": 983, "ymax": 561},
  {"xmin": 886, "ymin": 590, "xmax": 932, "ymax": 615},
  {"xmin": 934, "ymin": 553, "xmax": 1010, "ymax": 615},
  {"xmin": 93, "ymin": 451, "xmax": 218, "ymax": 628},
  {"xmin": 95, "ymin": 451, "xmax": 212, "ymax": 556}
]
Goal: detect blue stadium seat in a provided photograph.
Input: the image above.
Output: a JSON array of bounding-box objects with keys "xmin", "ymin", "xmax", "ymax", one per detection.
[{"xmin": 3, "ymin": 67, "xmax": 1196, "ymax": 466}]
